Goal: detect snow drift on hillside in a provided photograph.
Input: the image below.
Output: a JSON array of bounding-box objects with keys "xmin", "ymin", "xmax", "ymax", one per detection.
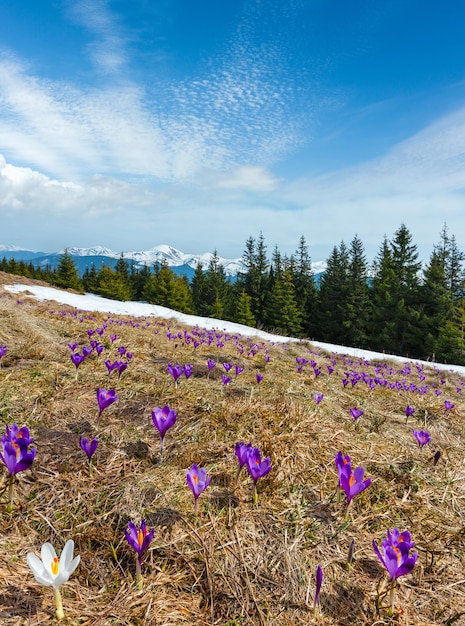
[{"xmin": 4, "ymin": 283, "xmax": 465, "ymax": 377}]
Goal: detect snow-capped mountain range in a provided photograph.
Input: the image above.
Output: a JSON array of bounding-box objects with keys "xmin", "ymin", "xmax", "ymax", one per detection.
[
  {"xmin": 62, "ymin": 244, "xmax": 247, "ymax": 276},
  {"xmin": 0, "ymin": 243, "xmax": 326, "ymax": 278}
]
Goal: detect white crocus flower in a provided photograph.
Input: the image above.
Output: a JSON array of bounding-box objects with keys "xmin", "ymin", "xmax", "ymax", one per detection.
[{"xmin": 27, "ymin": 540, "xmax": 80, "ymax": 620}]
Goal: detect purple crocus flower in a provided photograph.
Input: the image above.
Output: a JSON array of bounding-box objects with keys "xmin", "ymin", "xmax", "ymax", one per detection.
[
  {"xmin": 125, "ymin": 519, "xmax": 155, "ymax": 587},
  {"xmin": 350, "ymin": 407, "xmax": 363, "ymax": 421},
  {"xmin": 104, "ymin": 359, "xmax": 118, "ymax": 376},
  {"xmin": 70, "ymin": 352, "xmax": 86, "ymax": 377},
  {"xmin": 412, "ymin": 429, "xmax": 431, "ymax": 448},
  {"xmin": 167, "ymin": 364, "xmax": 183, "ymax": 385},
  {"xmin": 96, "ymin": 388, "xmax": 118, "ymax": 419},
  {"xmin": 372, "ymin": 528, "xmax": 418, "ymax": 581},
  {"xmin": 79, "ymin": 436, "xmax": 99, "ymax": 461},
  {"xmin": 67, "ymin": 342, "xmax": 78, "ymax": 352},
  {"xmin": 183, "ymin": 364, "xmax": 193, "ymax": 380},
  {"xmin": 115, "ymin": 361, "xmax": 128, "ymax": 380},
  {"xmin": 314, "ymin": 393, "xmax": 324, "ymax": 405},
  {"xmin": 444, "ymin": 400, "xmax": 455, "ymax": 412},
  {"xmin": 246, "ymin": 447, "xmax": 272, "ymax": 503},
  {"xmin": 234, "ymin": 441, "xmax": 253, "ymax": 484},
  {"xmin": 222, "ymin": 374, "xmax": 232, "ymax": 386},
  {"xmin": 385, "ymin": 528, "xmax": 415, "ymax": 550},
  {"xmin": 255, "ymin": 373, "xmax": 263, "ymax": 384},
  {"xmin": 340, "ymin": 465, "xmax": 371, "ymax": 507},
  {"xmin": 117, "ymin": 346, "xmax": 126, "ymax": 355},
  {"xmin": 223, "ymin": 363, "xmax": 233, "ymax": 373},
  {"xmin": 186, "ymin": 464, "xmax": 211, "ymax": 514},
  {"xmin": 235, "ymin": 365, "xmax": 244, "ymax": 377},
  {"xmin": 3, "ymin": 423, "xmax": 34, "ymax": 447},
  {"xmin": 125, "ymin": 519, "xmax": 155, "ymax": 564},
  {"xmin": 334, "ymin": 452, "xmax": 352, "ymax": 487},
  {"xmin": 152, "ymin": 405, "xmax": 177, "ymax": 461},
  {"xmin": 82, "ymin": 346, "xmax": 93, "ymax": 358},
  {"xmin": 0, "ymin": 424, "xmax": 36, "ymax": 510},
  {"xmin": 313, "ymin": 564, "xmax": 323, "ymax": 608},
  {"xmin": 0, "ymin": 437, "xmax": 36, "ymax": 476},
  {"xmin": 405, "ymin": 405, "xmax": 415, "ymax": 419},
  {"xmin": 207, "ymin": 359, "xmax": 216, "ymax": 379}
]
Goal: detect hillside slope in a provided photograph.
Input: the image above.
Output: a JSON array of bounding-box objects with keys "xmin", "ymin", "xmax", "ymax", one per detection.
[{"xmin": 0, "ymin": 272, "xmax": 464, "ymax": 625}]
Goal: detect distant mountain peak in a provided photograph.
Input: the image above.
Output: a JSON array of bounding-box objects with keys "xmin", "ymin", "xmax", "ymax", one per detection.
[
  {"xmin": 60, "ymin": 246, "xmax": 118, "ymax": 257},
  {"xmin": 0, "ymin": 243, "xmax": 34, "ymax": 252}
]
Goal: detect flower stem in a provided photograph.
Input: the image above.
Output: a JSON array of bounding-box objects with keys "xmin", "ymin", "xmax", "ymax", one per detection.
[
  {"xmin": 7, "ymin": 475, "xmax": 15, "ymax": 513},
  {"xmin": 54, "ymin": 587, "xmax": 64, "ymax": 621},
  {"xmin": 159, "ymin": 437, "xmax": 165, "ymax": 463},
  {"xmin": 388, "ymin": 579, "xmax": 396, "ymax": 616},
  {"xmin": 136, "ymin": 557, "xmax": 143, "ymax": 589},
  {"xmin": 252, "ymin": 482, "xmax": 258, "ymax": 505}
]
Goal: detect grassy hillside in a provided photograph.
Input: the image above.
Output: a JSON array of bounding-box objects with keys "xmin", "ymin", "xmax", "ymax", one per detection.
[{"xmin": 0, "ymin": 271, "xmax": 464, "ymax": 625}]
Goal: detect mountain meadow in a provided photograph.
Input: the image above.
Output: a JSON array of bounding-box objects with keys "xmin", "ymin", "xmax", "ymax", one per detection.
[{"xmin": 0, "ymin": 271, "xmax": 464, "ymax": 625}]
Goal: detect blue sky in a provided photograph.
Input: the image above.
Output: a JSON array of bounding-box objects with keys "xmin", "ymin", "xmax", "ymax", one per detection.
[{"xmin": 0, "ymin": 0, "xmax": 464, "ymax": 264}]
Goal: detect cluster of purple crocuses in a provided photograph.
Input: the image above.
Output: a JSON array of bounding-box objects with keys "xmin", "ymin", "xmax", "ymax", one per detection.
[
  {"xmin": 235, "ymin": 442, "xmax": 272, "ymax": 503},
  {"xmin": 69, "ymin": 326, "xmax": 133, "ymax": 382},
  {"xmin": 0, "ymin": 423, "xmax": 36, "ymax": 511},
  {"xmin": 167, "ymin": 363, "xmax": 193, "ymax": 386}
]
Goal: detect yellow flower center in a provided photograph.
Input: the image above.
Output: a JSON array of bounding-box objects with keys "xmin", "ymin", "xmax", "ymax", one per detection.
[
  {"xmin": 51, "ymin": 557, "xmax": 59, "ymax": 576},
  {"xmin": 193, "ymin": 474, "xmax": 198, "ymax": 484},
  {"xmin": 137, "ymin": 528, "xmax": 146, "ymax": 547},
  {"xmin": 349, "ymin": 473, "xmax": 356, "ymax": 487}
]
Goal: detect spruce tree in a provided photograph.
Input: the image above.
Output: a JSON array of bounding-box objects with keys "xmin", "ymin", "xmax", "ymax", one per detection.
[
  {"xmin": 294, "ymin": 235, "xmax": 317, "ymax": 338},
  {"xmin": 131, "ymin": 263, "xmax": 151, "ymax": 301},
  {"xmin": 266, "ymin": 270, "xmax": 302, "ymax": 336},
  {"xmin": 235, "ymin": 290, "xmax": 256, "ymax": 327},
  {"xmin": 202, "ymin": 251, "xmax": 230, "ymax": 319},
  {"xmin": 390, "ymin": 224, "xmax": 423, "ymax": 357},
  {"xmin": 369, "ymin": 236, "xmax": 397, "ymax": 353},
  {"xmin": 82, "ymin": 264, "xmax": 100, "ymax": 293},
  {"xmin": 316, "ymin": 242, "xmax": 350, "ymax": 344},
  {"xmin": 142, "ymin": 262, "xmax": 192, "ymax": 313},
  {"xmin": 237, "ymin": 233, "xmax": 269, "ymax": 324},
  {"xmin": 344, "ymin": 235, "xmax": 371, "ymax": 348},
  {"xmin": 54, "ymin": 249, "xmax": 83, "ymax": 292},
  {"xmin": 191, "ymin": 262, "xmax": 209, "ymax": 316},
  {"xmin": 420, "ymin": 226, "xmax": 465, "ymax": 363},
  {"xmin": 115, "ymin": 253, "xmax": 133, "ymax": 298},
  {"xmin": 96, "ymin": 265, "xmax": 132, "ymax": 301}
]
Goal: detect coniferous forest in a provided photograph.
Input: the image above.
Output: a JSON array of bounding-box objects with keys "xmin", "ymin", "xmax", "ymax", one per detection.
[{"xmin": 1, "ymin": 223, "xmax": 464, "ymax": 364}]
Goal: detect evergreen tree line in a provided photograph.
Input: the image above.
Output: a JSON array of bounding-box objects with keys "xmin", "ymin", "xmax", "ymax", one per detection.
[{"xmin": 1, "ymin": 223, "xmax": 464, "ymax": 363}]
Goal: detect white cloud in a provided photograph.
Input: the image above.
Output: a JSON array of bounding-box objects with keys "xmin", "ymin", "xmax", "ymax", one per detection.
[
  {"xmin": 66, "ymin": 0, "xmax": 128, "ymax": 75},
  {"xmin": 214, "ymin": 166, "xmax": 280, "ymax": 192},
  {"xmin": 0, "ymin": 1, "xmax": 315, "ymax": 183}
]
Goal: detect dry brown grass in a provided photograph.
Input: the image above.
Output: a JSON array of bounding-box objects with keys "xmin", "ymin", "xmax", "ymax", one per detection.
[{"xmin": 1, "ymin": 272, "xmax": 465, "ymax": 625}]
